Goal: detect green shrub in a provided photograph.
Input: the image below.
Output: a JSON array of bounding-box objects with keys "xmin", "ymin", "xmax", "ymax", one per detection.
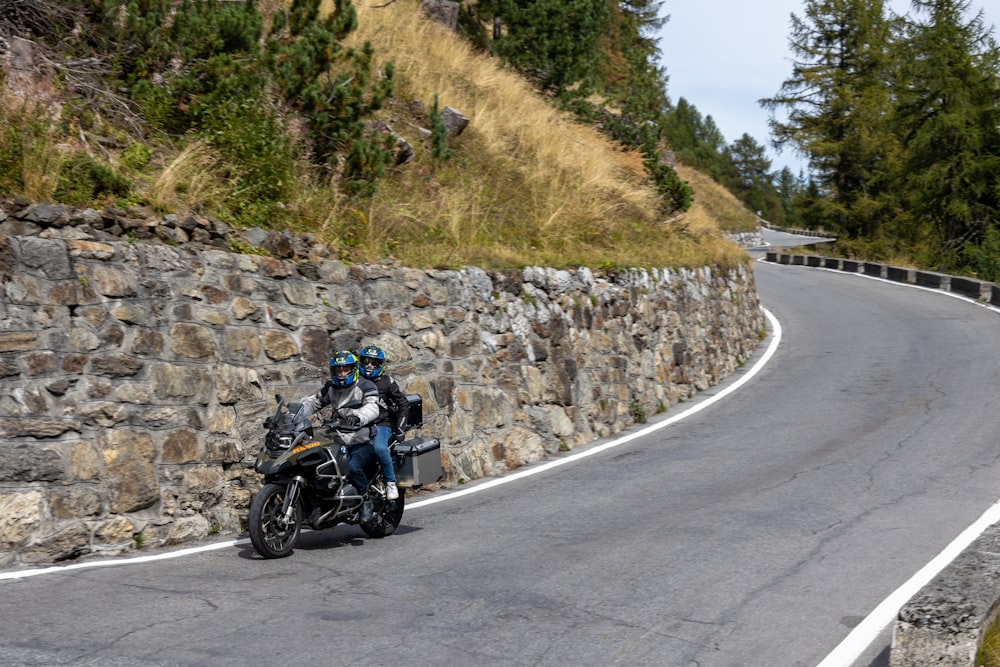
[{"xmin": 54, "ymin": 154, "xmax": 131, "ymax": 207}]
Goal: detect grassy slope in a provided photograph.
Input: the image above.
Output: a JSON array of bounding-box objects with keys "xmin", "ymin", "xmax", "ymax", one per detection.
[
  {"xmin": 341, "ymin": 0, "xmax": 757, "ymax": 270},
  {"xmin": 0, "ymin": 0, "xmax": 759, "ymax": 271}
]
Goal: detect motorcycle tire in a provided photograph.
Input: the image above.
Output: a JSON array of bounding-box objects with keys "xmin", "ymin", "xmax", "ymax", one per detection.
[
  {"xmin": 360, "ymin": 492, "xmax": 405, "ymax": 538},
  {"xmin": 248, "ymin": 482, "xmax": 301, "ymax": 559}
]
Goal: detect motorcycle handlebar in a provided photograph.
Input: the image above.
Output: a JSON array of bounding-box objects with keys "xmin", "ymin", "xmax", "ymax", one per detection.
[{"xmin": 323, "ymin": 418, "xmax": 363, "ymax": 432}]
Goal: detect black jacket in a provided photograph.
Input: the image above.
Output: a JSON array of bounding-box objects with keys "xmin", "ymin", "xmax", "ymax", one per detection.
[{"xmin": 371, "ymin": 373, "xmax": 410, "ymax": 429}]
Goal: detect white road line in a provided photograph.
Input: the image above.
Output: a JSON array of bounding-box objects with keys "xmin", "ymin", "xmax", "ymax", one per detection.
[
  {"xmin": 408, "ymin": 306, "xmax": 782, "ymax": 509},
  {"xmin": 764, "ymin": 254, "xmax": 1000, "ymax": 665},
  {"xmin": 0, "ymin": 308, "xmax": 782, "ymax": 581},
  {"xmin": 816, "ymin": 497, "xmax": 1000, "ymax": 667},
  {"xmin": 8, "ymin": 257, "xmax": 998, "ymax": 666}
]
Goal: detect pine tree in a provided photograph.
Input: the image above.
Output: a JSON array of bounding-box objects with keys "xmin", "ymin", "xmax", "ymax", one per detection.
[
  {"xmin": 601, "ymin": 0, "xmax": 669, "ymax": 124},
  {"xmin": 760, "ymin": 0, "xmax": 899, "ymax": 238},
  {"xmin": 474, "ymin": 0, "xmax": 609, "ymax": 97},
  {"xmin": 662, "ymin": 98, "xmax": 728, "ymax": 178},
  {"xmin": 265, "ymin": 0, "xmax": 395, "ymax": 195},
  {"xmin": 892, "ymin": 0, "xmax": 1000, "ymax": 267},
  {"xmin": 775, "ymin": 167, "xmax": 805, "ymax": 228},
  {"xmin": 429, "ymin": 93, "xmax": 454, "ymax": 177},
  {"xmin": 727, "ymin": 134, "xmax": 783, "ymax": 224}
]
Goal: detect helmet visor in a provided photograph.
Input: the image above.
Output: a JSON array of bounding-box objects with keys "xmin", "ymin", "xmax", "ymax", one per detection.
[{"xmin": 332, "ymin": 364, "xmax": 355, "ymax": 378}]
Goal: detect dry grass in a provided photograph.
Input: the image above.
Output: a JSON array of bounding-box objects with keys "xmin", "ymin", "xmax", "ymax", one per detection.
[
  {"xmin": 677, "ymin": 164, "xmax": 760, "ymax": 234},
  {"xmin": 148, "ymin": 141, "xmax": 232, "ymax": 215},
  {"xmin": 339, "ymin": 0, "xmax": 749, "ymax": 269},
  {"xmin": 0, "ymin": 0, "xmax": 756, "ymax": 271},
  {"xmin": 0, "ymin": 81, "xmax": 64, "ymax": 202},
  {"xmin": 977, "ymin": 615, "xmax": 1000, "ymax": 667},
  {"xmin": 20, "ymin": 128, "xmax": 62, "ymax": 203}
]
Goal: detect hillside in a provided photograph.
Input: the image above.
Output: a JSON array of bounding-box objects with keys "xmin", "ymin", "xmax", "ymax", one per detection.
[{"xmin": 0, "ymin": 0, "xmax": 758, "ymax": 270}]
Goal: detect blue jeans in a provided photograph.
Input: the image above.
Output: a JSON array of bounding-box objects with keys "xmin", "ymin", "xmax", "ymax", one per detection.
[
  {"xmin": 372, "ymin": 424, "xmax": 397, "ymax": 483},
  {"xmin": 346, "ymin": 441, "xmax": 374, "ymax": 493}
]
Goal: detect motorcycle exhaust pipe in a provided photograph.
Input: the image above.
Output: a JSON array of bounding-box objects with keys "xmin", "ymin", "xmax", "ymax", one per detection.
[{"xmin": 314, "ymin": 493, "xmax": 364, "ymax": 526}]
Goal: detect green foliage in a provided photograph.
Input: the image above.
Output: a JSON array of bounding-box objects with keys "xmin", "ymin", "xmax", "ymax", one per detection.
[
  {"xmin": 971, "ymin": 225, "xmax": 1000, "ymax": 283},
  {"xmin": 472, "ymin": 0, "xmax": 609, "ymax": 96},
  {"xmin": 121, "ymin": 143, "xmax": 153, "ymax": 172},
  {"xmin": 726, "ymin": 134, "xmax": 785, "ymax": 224},
  {"xmin": 266, "ymin": 0, "xmax": 395, "ymax": 194},
  {"xmin": 54, "ymin": 154, "xmax": 131, "ymax": 207},
  {"xmin": 644, "ymin": 155, "xmax": 693, "ymax": 214},
  {"xmin": 196, "ymin": 91, "xmax": 296, "ymax": 206},
  {"xmin": 228, "ymin": 238, "xmax": 271, "ymax": 256},
  {"xmin": 762, "ymin": 0, "xmax": 900, "ymax": 239},
  {"xmin": 630, "ymin": 400, "xmax": 647, "ymax": 424},
  {"xmin": 893, "ymin": 0, "xmax": 1000, "ymax": 261},
  {"xmin": 429, "ymin": 93, "xmax": 454, "ymax": 175},
  {"xmin": 0, "ymin": 103, "xmax": 38, "ymax": 195},
  {"xmin": 662, "ymin": 98, "xmax": 728, "ymax": 175},
  {"xmin": 764, "ymin": 0, "xmax": 1000, "ymax": 276},
  {"xmin": 52, "ymin": 0, "xmax": 396, "ymax": 212}
]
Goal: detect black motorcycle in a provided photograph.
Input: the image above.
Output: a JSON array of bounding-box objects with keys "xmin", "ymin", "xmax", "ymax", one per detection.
[{"xmin": 248, "ymin": 393, "xmax": 437, "ymax": 559}]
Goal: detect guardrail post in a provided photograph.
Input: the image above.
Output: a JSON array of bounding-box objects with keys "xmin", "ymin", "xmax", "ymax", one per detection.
[
  {"xmin": 949, "ymin": 276, "xmax": 988, "ymax": 301},
  {"xmin": 886, "ymin": 266, "xmax": 916, "ymax": 284},
  {"xmin": 863, "ymin": 262, "xmax": 886, "ymax": 278},
  {"xmin": 915, "ymin": 271, "xmax": 951, "ymax": 290}
]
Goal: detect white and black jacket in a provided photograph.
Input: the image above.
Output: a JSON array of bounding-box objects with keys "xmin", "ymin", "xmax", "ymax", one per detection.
[{"xmin": 299, "ymin": 377, "xmax": 380, "ymax": 446}]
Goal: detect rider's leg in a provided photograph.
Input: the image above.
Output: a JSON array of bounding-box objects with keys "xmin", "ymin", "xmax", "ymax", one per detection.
[
  {"xmin": 373, "ymin": 425, "xmax": 397, "ymax": 483},
  {"xmin": 346, "ymin": 443, "xmax": 373, "ymax": 495},
  {"xmin": 373, "ymin": 424, "xmax": 399, "ymax": 500}
]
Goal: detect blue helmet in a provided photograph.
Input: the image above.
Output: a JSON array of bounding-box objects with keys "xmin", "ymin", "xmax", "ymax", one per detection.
[
  {"xmin": 329, "ymin": 350, "xmax": 360, "ymax": 387},
  {"xmin": 358, "ymin": 345, "xmax": 386, "ymax": 379}
]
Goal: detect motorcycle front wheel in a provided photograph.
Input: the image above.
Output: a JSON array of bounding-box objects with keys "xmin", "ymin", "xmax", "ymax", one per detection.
[
  {"xmin": 248, "ymin": 482, "xmax": 301, "ymax": 558},
  {"xmin": 361, "ymin": 491, "xmax": 405, "ymax": 538}
]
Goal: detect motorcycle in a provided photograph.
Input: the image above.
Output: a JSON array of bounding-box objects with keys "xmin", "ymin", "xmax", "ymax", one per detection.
[{"xmin": 248, "ymin": 392, "xmax": 439, "ymax": 559}]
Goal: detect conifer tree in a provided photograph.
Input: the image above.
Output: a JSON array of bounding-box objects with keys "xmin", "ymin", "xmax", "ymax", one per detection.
[
  {"xmin": 601, "ymin": 0, "xmax": 669, "ymax": 125},
  {"xmin": 761, "ymin": 0, "xmax": 899, "ymax": 238},
  {"xmin": 775, "ymin": 167, "xmax": 805, "ymax": 228},
  {"xmin": 892, "ymin": 0, "xmax": 1000, "ymax": 268},
  {"xmin": 473, "ymin": 0, "xmax": 609, "ymax": 98},
  {"xmin": 265, "ymin": 0, "xmax": 395, "ymax": 194},
  {"xmin": 662, "ymin": 98, "xmax": 729, "ymax": 178},
  {"xmin": 728, "ymin": 134, "xmax": 783, "ymax": 224}
]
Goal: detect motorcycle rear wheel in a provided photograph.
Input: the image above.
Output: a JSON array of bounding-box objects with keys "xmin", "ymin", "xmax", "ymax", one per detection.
[
  {"xmin": 249, "ymin": 483, "xmax": 301, "ymax": 559},
  {"xmin": 361, "ymin": 491, "xmax": 405, "ymax": 538}
]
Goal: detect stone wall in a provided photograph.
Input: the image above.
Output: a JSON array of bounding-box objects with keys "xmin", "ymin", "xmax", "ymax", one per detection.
[{"xmin": 0, "ymin": 202, "xmax": 764, "ymax": 568}]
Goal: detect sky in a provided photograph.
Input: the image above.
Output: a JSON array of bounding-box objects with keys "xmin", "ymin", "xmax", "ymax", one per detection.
[{"xmin": 656, "ymin": 0, "xmax": 998, "ymax": 176}]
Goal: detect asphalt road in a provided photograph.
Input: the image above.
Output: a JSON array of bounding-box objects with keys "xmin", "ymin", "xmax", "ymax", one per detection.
[{"xmin": 3, "ymin": 239, "xmax": 1000, "ymax": 666}]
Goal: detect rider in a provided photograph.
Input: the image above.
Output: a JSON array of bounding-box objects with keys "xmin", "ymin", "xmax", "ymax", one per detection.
[
  {"xmin": 358, "ymin": 344, "xmax": 410, "ymax": 501},
  {"xmin": 298, "ymin": 350, "xmax": 380, "ymax": 518}
]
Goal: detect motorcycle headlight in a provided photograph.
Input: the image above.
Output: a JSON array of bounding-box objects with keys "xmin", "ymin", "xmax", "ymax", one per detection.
[{"xmin": 265, "ymin": 433, "xmax": 293, "ymax": 451}]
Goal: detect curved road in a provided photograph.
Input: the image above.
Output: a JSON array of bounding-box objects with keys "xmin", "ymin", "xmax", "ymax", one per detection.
[{"xmin": 3, "ymin": 238, "xmax": 1000, "ymax": 666}]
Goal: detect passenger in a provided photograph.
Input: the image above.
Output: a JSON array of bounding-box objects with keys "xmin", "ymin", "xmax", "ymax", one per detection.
[{"xmin": 358, "ymin": 344, "xmax": 410, "ymax": 501}]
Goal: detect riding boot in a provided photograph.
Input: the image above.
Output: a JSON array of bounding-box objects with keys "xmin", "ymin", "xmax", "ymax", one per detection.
[{"xmin": 360, "ymin": 498, "xmax": 373, "ymax": 524}]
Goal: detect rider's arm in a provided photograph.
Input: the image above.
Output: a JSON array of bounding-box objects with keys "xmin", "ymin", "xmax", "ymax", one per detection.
[
  {"xmin": 339, "ymin": 379, "xmax": 380, "ymax": 426},
  {"xmin": 387, "ymin": 378, "xmax": 410, "ymax": 431},
  {"xmin": 298, "ymin": 381, "xmax": 332, "ymax": 419},
  {"xmin": 358, "ymin": 383, "xmax": 380, "ymax": 425}
]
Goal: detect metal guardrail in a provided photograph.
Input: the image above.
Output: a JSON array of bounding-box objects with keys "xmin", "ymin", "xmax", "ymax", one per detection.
[{"xmin": 764, "ymin": 251, "xmax": 1000, "ymax": 307}]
